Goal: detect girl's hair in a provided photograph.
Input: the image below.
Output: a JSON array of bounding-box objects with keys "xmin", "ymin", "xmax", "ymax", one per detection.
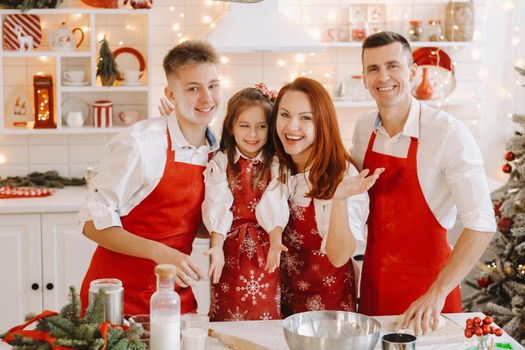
[
  {"xmin": 272, "ymin": 77, "xmax": 359, "ymax": 200},
  {"xmin": 220, "ymin": 87, "xmax": 275, "ymax": 188}
]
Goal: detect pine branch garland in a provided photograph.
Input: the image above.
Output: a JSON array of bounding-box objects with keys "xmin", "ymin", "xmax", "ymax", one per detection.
[{"xmin": 0, "ymin": 171, "xmax": 86, "ymax": 188}]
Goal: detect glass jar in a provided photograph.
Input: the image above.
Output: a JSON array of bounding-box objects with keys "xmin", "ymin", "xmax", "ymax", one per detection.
[
  {"xmin": 427, "ymin": 19, "xmax": 443, "ymax": 41},
  {"xmin": 409, "ymin": 20, "xmax": 423, "ymax": 41},
  {"xmin": 348, "ymin": 75, "xmax": 368, "ymax": 101}
]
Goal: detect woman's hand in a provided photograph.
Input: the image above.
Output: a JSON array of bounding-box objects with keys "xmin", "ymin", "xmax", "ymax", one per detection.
[
  {"xmin": 155, "ymin": 246, "xmax": 205, "ymax": 288},
  {"xmin": 158, "ymin": 97, "xmax": 174, "ymax": 116},
  {"xmin": 265, "ymin": 243, "xmax": 288, "ymax": 273},
  {"xmin": 333, "ymin": 168, "xmax": 384, "ymax": 200}
]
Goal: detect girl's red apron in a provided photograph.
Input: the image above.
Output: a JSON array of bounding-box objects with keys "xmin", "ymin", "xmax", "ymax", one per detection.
[
  {"xmin": 209, "ymin": 158, "xmax": 281, "ymax": 321},
  {"xmin": 281, "ymin": 200, "xmax": 356, "ymax": 317},
  {"xmin": 359, "ymin": 118, "xmax": 462, "ymax": 316},
  {"xmin": 80, "ymin": 130, "xmax": 207, "ymax": 315}
]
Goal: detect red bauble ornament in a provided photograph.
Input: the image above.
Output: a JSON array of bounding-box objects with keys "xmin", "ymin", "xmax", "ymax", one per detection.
[
  {"xmin": 497, "ymin": 217, "xmax": 513, "ymax": 233},
  {"xmin": 502, "ymin": 163, "xmax": 512, "ymax": 173},
  {"xmin": 476, "ymin": 276, "xmax": 491, "ymax": 287},
  {"xmin": 504, "ymin": 151, "xmax": 515, "ymax": 161}
]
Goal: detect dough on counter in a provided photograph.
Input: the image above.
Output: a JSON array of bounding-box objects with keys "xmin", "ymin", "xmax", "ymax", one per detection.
[{"xmin": 391, "ymin": 314, "xmax": 447, "ymax": 335}]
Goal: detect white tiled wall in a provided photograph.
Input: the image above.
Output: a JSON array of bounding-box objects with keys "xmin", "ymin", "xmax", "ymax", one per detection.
[{"xmin": 0, "ymin": 0, "xmax": 490, "ymax": 177}]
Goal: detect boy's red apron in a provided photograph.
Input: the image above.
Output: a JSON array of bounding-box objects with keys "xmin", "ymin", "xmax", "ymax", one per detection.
[
  {"xmin": 81, "ymin": 130, "xmax": 207, "ymax": 315},
  {"xmin": 359, "ymin": 117, "xmax": 462, "ymax": 316},
  {"xmin": 281, "ymin": 201, "xmax": 356, "ymax": 317},
  {"xmin": 209, "ymin": 158, "xmax": 281, "ymax": 321}
]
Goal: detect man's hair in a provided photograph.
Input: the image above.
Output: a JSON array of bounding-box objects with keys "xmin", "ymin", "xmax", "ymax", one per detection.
[
  {"xmin": 163, "ymin": 40, "xmax": 219, "ymax": 78},
  {"xmin": 362, "ymin": 31, "xmax": 413, "ymax": 65}
]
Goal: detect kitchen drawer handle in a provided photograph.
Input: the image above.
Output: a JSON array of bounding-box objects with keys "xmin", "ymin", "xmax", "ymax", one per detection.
[
  {"xmin": 46, "ymin": 283, "xmax": 54, "ymax": 290},
  {"xmin": 31, "ymin": 283, "xmax": 39, "ymax": 291}
]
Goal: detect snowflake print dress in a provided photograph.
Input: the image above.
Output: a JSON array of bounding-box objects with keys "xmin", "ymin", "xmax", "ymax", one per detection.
[
  {"xmin": 209, "ymin": 157, "xmax": 281, "ymax": 321},
  {"xmin": 281, "ymin": 200, "xmax": 357, "ymax": 316}
]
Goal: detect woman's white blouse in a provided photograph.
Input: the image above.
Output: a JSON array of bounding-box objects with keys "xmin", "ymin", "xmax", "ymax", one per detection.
[
  {"xmin": 201, "ymin": 151, "xmax": 289, "ymax": 237},
  {"xmin": 265, "ymin": 163, "xmax": 369, "ymax": 253}
]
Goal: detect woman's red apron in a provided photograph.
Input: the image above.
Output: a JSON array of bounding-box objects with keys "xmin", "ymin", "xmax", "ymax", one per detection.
[
  {"xmin": 209, "ymin": 158, "xmax": 281, "ymax": 321},
  {"xmin": 281, "ymin": 200, "xmax": 356, "ymax": 317},
  {"xmin": 81, "ymin": 131, "xmax": 207, "ymax": 315},
  {"xmin": 359, "ymin": 121, "xmax": 462, "ymax": 316}
]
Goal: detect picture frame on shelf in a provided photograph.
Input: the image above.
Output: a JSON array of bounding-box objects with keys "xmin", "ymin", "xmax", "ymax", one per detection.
[
  {"xmin": 349, "ymin": 5, "xmax": 367, "ymax": 24},
  {"xmin": 367, "ymin": 4, "xmax": 386, "ymax": 24},
  {"xmin": 4, "ymin": 87, "xmax": 33, "ymax": 128}
]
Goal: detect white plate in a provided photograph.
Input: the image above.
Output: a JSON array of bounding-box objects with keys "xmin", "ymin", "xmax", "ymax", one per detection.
[
  {"xmin": 61, "ymin": 97, "xmax": 89, "ymax": 126},
  {"xmin": 63, "ymin": 81, "xmax": 89, "ymax": 86},
  {"xmin": 120, "ymin": 81, "xmax": 142, "ymax": 86}
]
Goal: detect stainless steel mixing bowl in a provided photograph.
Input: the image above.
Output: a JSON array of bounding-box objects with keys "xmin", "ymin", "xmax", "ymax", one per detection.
[{"xmin": 282, "ymin": 310, "xmax": 381, "ymax": 350}]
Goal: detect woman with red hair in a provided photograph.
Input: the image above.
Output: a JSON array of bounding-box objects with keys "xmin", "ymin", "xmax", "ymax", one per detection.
[{"xmin": 258, "ymin": 77, "xmax": 383, "ymax": 315}]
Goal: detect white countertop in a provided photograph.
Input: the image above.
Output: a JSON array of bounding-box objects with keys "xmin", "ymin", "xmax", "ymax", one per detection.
[
  {"xmin": 207, "ymin": 313, "xmax": 524, "ymax": 350},
  {"xmin": 0, "ymin": 186, "xmax": 87, "ymax": 214}
]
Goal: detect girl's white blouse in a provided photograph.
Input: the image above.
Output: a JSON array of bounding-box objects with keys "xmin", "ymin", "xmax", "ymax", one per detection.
[
  {"xmin": 201, "ymin": 150, "xmax": 289, "ymax": 237},
  {"xmin": 257, "ymin": 162, "xmax": 369, "ymax": 253}
]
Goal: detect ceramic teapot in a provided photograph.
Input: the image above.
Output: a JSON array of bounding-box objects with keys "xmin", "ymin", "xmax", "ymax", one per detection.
[{"xmin": 49, "ymin": 22, "xmax": 84, "ymax": 51}]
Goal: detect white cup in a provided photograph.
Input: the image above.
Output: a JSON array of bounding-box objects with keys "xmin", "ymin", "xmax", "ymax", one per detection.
[
  {"xmin": 122, "ymin": 70, "xmax": 141, "ymax": 84},
  {"xmin": 181, "ymin": 314, "xmax": 208, "ymax": 350},
  {"xmin": 63, "ymin": 70, "xmax": 85, "ymax": 83},
  {"xmin": 66, "ymin": 111, "xmax": 84, "ymax": 127}
]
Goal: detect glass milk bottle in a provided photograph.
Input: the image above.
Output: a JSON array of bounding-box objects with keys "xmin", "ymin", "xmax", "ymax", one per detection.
[{"xmin": 150, "ymin": 264, "xmax": 180, "ymax": 350}]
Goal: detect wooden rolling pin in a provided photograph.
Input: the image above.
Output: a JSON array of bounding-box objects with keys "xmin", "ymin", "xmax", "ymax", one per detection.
[{"xmin": 208, "ymin": 328, "xmax": 270, "ymax": 350}]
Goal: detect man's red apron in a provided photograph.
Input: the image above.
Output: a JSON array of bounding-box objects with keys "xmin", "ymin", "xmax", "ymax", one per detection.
[
  {"xmin": 281, "ymin": 201, "xmax": 356, "ymax": 317},
  {"xmin": 80, "ymin": 131, "xmax": 207, "ymax": 315},
  {"xmin": 359, "ymin": 117, "xmax": 462, "ymax": 316},
  {"xmin": 209, "ymin": 158, "xmax": 281, "ymax": 321}
]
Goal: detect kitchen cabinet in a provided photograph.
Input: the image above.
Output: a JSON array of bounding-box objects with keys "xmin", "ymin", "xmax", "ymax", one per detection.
[
  {"xmin": 0, "ymin": 210, "xmax": 211, "ymax": 332},
  {"xmin": 0, "ymin": 212, "xmax": 96, "ymax": 332},
  {"xmin": 0, "ymin": 8, "xmax": 153, "ymax": 135}
]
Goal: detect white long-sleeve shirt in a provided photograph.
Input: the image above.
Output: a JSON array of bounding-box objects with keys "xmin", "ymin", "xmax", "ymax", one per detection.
[
  {"xmin": 201, "ymin": 150, "xmax": 289, "ymax": 237},
  {"xmin": 79, "ymin": 115, "xmax": 218, "ymax": 230},
  {"xmin": 351, "ymin": 97, "xmax": 496, "ymax": 233},
  {"xmin": 257, "ymin": 163, "xmax": 369, "ymax": 253}
]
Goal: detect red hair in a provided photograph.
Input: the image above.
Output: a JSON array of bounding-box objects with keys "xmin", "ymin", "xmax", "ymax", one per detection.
[{"xmin": 272, "ymin": 77, "xmax": 359, "ymax": 200}]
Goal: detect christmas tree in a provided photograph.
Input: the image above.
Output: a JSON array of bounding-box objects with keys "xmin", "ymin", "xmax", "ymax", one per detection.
[
  {"xmin": 463, "ymin": 65, "xmax": 525, "ymax": 346},
  {"xmin": 97, "ymin": 38, "xmax": 121, "ymax": 87}
]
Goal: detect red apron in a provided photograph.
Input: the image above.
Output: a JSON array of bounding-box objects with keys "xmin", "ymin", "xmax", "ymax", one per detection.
[
  {"xmin": 209, "ymin": 158, "xmax": 281, "ymax": 321},
  {"xmin": 359, "ymin": 118, "xmax": 462, "ymax": 316},
  {"xmin": 281, "ymin": 201, "xmax": 356, "ymax": 317},
  {"xmin": 81, "ymin": 130, "xmax": 208, "ymax": 315}
]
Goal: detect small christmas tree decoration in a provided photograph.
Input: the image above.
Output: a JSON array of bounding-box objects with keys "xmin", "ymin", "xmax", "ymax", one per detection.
[
  {"xmin": 0, "ymin": 286, "xmax": 146, "ymax": 350},
  {"xmin": 96, "ymin": 38, "xmax": 120, "ymax": 86},
  {"xmin": 463, "ymin": 316, "xmax": 503, "ymax": 350},
  {"xmin": 505, "ymin": 151, "xmax": 515, "ymax": 161}
]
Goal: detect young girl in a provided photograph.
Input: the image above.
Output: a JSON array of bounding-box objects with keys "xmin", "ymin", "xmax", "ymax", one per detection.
[
  {"xmin": 263, "ymin": 77, "xmax": 383, "ymax": 316},
  {"xmin": 202, "ymin": 84, "xmax": 289, "ymax": 321}
]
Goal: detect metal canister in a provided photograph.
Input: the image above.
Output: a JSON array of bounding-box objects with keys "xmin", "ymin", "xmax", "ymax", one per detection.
[{"xmin": 89, "ymin": 278, "xmax": 124, "ymax": 325}]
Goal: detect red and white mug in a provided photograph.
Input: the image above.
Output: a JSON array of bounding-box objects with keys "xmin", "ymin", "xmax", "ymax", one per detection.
[{"xmin": 93, "ymin": 100, "xmax": 112, "ymax": 128}]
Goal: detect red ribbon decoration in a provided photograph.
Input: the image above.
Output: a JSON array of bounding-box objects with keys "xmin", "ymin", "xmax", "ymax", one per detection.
[{"xmin": 2, "ymin": 310, "xmax": 128, "ymax": 350}]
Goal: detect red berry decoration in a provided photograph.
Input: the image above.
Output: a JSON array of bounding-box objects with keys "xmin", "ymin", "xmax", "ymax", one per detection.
[
  {"xmin": 497, "ymin": 217, "xmax": 513, "ymax": 233},
  {"xmin": 465, "ymin": 329, "xmax": 473, "ymax": 338},
  {"xmin": 476, "ymin": 277, "xmax": 491, "ymax": 287},
  {"xmin": 474, "ymin": 327, "xmax": 483, "ymax": 337},
  {"xmin": 502, "ymin": 163, "xmax": 512, "ymax": 173},
  {"xmin": 504, "ymin": 151, "xmax": 515, "ymax": 161},
  {"xmin": 494, "ymin": 202, "xmax": 502, "ymax": 217},
  {"xmin": 473, "ymin": 317, "xmax": 481, "ymax": 326},
  {"xmin": 483, "ymin": 316, "xmax": 493, "ymax": 325}
]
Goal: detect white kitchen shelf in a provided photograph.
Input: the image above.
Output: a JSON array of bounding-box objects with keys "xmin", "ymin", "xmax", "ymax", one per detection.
[
  {"xmin": 323, "ymin": 41, "xmax": 480, "ymax": 48},
  {"xmin": 0, "ymin": 8, "xmax": 153, "ymax": 135},
  {"xmin": 1, "ymin": 51, "xmax": 91, "ymax": 58},
  {"xmin": 333, "ymin": 98, "xmax": 478, "ymax": 108},
  {"xmin": 1, "ymin": 126, "xmax": 127, "ymax": 135}
]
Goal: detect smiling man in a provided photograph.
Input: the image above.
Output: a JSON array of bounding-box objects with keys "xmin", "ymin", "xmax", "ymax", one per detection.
[
  {"xmin": 351, "ymin": 32, "xmax": 496, "ymax": 335},
  {"xmin": 79, "ymin": 40, "xmax": 221, "ymax": 316}
]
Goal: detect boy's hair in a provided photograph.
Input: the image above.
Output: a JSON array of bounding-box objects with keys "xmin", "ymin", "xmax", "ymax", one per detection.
[
  {"xmin": 163, "ymin": 40, "xmax": 219, "ymax": 78},
  {"xmin": 220, "ymin": 87, "xmax": 275, "ymax": 190},
  {"xmin": 362, "ymin": 31, "xmax": 413, "ymax": 65},
  {"xmin": 272, "ymin": 77, "xmax": 359, "ymax": 200}
]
